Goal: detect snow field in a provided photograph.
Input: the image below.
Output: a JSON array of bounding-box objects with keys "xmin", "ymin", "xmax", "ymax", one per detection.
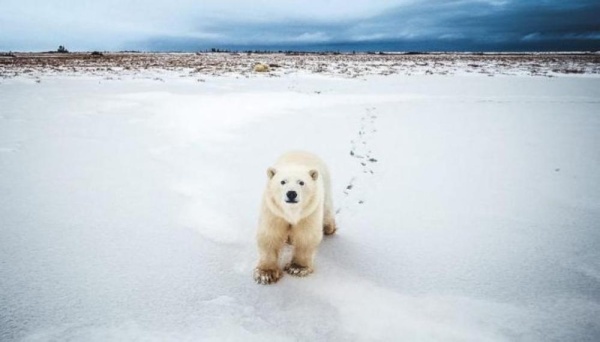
[{"xmin": 1, "ymin": 73, "xmax": 600, "ymax": 341}]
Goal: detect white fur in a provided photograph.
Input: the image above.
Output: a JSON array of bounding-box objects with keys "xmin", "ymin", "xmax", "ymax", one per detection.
[{"xmin": 254, "ymin": 151, "xmax": 336, "ymax": 285}]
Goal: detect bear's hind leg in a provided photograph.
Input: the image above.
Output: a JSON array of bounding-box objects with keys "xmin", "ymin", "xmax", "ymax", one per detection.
[
  {"xmin": 323, "ymin": 218, "xmax": 337, "ymax": 235},
  {"xmin": 323, "ymin": 205, "xmax": 337, "ymax": 236}
]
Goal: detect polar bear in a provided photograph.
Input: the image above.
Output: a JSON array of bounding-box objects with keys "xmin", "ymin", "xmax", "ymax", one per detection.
[
  {"xmin": 254, "ymin": 151, "xmax": 336, "ymax": 285},
  {"xmin": 253, "ymin": 63, "xmax": 270, "ymax": 72}
]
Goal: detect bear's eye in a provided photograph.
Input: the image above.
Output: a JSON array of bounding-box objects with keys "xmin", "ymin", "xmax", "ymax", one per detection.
[
  {"xmin": 299, "ymin": 181, "xmax": 305, "ymax": 186},
  {"xmin": 280, "ymin": 180, "xmax": 286, "ymax": 185}
]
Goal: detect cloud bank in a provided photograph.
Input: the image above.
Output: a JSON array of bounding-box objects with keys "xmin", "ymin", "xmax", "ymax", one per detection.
[{"xmin": 0, "ymin": 0, "xmax": 598, "ymax": 51}]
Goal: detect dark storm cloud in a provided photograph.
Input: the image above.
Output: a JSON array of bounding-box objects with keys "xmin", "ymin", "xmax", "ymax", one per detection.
[
  {"xmin": 351, "ymin": 0, "xmax": 600, "ymax": 50},
  {"xmin": 144, "ymin": 0, "xmax": 600, "ymax": 51},
  {"xmin": 428, "ymin": 0, "xmax": 600, "ymax": 41}
]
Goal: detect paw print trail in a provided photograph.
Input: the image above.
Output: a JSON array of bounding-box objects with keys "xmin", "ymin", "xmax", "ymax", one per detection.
[{"xmin": 337, "ymin": 107, "xmax": 379, "ymax": 215}]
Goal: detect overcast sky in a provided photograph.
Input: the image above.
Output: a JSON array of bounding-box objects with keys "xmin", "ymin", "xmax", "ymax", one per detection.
[{"xmin": 1, "ymin": 0, "xmax": 599, "ymax": 51}]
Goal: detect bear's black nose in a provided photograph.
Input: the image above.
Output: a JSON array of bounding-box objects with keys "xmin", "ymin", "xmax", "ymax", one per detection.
[{"xmin": 286, "ymin": 191, "xmax": 297, "ymax": 201}]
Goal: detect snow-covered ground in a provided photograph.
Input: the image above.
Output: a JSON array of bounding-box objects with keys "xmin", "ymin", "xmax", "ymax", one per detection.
[{"xmin": 1, "ymin": 72, "xmax": 600, "ymax": 341}]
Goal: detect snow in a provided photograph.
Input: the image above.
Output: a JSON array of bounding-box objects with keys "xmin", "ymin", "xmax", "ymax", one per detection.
[{"xmin": 1, "ymin": 72, "xmax": 600, "ymax": 341}]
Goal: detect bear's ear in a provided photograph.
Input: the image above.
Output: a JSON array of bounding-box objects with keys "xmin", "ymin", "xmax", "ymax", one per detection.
[
  {"xmin": 267, "ymin": 167, "xmax": 277, "ymax": 179},
  {"xmin": 309, "ymin": 169, "xmax": 319, "ymax": 180}
]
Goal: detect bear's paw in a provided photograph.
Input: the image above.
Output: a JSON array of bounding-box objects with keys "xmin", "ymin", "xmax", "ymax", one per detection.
[
  {"xmin": 254, "ymin": 268, "xmax": 282, "ymax": 285},
  {"xmin": 284, "ymin": 263, "xmax": 313, "ymax": 277},
  {"xmin": 324, "ymin": 223, "xmax": 337, "ymax": 235}
]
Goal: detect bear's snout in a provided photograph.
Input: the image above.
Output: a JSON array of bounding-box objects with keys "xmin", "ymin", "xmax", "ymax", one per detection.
[{"xmin": 286, "ymin": 190, "xmax": 298, "ymax": 203}]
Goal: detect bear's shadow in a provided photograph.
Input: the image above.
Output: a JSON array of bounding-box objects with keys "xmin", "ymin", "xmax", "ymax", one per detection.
[{"xmin": 313, "ymin": 232, "xmax": 408, "ymax": 289}]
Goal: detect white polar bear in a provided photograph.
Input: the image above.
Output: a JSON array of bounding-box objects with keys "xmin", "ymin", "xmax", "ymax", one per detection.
[{"xmin": 254, "ymin": 151, "xmax": 336, "ymax": 285}]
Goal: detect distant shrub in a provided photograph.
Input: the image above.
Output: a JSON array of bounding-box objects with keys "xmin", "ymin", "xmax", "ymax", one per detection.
[
  {"xmin": 57, "ymin": 45, "xmax": 69, "ymax": 53},
  {"xmin": 562, "ymin": 68, "xmax": 585, "ymax": 74},
  {"xmin": 90, "ymin": 51, "xmax": 103, "ymax": 56},
  {"xmin": 210, "ymin": 48, "xmax": 230, "ymax": 53}
]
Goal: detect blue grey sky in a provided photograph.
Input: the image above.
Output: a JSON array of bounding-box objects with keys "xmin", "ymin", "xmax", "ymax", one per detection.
[{"xmin": 1, "ymin": 0, "xmax": 599, "ymax": 51}]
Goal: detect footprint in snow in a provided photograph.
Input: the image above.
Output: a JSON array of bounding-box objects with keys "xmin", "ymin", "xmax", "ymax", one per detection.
[{"xmin": 338, "ymin": 108, "xmax": 379, "ymax": 214}]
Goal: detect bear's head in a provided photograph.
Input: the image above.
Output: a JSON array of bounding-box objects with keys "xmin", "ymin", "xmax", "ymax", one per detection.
[{"xmin": 265, "ymin": 166, "xmax": 320, "ymax": 224}]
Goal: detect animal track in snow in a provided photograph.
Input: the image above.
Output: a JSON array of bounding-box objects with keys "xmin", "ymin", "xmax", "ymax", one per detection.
[
  {"xmin": 350, "ymin": 107, "xmax": 378, "ymax": 174},
  {"xmin": 338, "ymin": 107, "xmax": 379, "ymax": 214}
]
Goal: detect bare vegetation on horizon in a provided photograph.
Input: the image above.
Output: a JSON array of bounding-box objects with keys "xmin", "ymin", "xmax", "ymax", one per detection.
[{"xmin": 1, "ymin": 52, "xmax": 599, "ymax": 80}]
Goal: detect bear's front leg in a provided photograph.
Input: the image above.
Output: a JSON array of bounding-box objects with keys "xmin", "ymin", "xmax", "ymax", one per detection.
[
  {"xmin": 286, "ymin": 216, "xmax": 323, "ymax": 277},
  {"xmin": 254, "ymin": 215, "xmax": 288, "ymax": 285},
  {"xmin": 285, "ymin": 245, "xmax": 316, "ymax": 277},
  {"xmin": 255, "ymin": 242, "xmax": 284, "ymax": 284},
  {"xmin": 254, "ymin": 266, "xmax": 281, "ymax": 285}
]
